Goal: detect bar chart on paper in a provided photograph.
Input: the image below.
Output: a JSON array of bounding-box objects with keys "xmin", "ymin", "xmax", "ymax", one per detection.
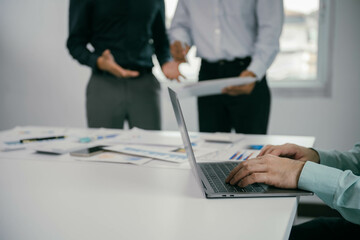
[
  {"xmin": 104, "ymin": 145, "xmax": 189, "ymax": 163},
  {"xmin": 197, "ymin": 146, "xmax": 261, "ymax": 162}
]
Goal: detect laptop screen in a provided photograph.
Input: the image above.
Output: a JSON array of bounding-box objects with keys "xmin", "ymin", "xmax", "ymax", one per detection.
[{"xmin": 168, "ymin": 87, "xmax": 205, "ymax": 192}]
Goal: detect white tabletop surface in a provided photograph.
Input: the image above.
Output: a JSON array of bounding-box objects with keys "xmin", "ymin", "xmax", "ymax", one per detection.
[{"xmin": 0, "ymin": 128, "xmax": 315, "ymax": 240}]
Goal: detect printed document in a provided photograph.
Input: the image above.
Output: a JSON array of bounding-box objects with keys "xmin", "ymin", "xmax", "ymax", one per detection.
[
  {"xmin": 105, "ymin": 145, "xmax": 216, "ymax": 163},
  {"xmin": 176, "ymin": 76, "xmax": 256, "ymax": 98},
  {"xmin": 73, "ymin": 152, "xmax": 151, "ymax": 165},
  {"xmin": 109, "ymin": 127, "xmax": 199, "ymax": 147}
]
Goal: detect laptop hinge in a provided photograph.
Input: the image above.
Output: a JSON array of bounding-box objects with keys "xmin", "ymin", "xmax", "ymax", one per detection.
[{"xmin": 201, "ymin": 180, "xmax": 208, "ymax": 191}]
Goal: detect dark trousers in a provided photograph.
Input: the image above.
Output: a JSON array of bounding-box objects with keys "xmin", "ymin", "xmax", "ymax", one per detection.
[
  {"xmin": 86, "ymin": 71, "xmax": 161, "ymax": 130},
  {"xmin": 198, "ymin": 58, "xmax": 271, "ymax": 134},
  {"xmin": 290, "ymin": 217, "xmax": 360, "ymax": 240}
]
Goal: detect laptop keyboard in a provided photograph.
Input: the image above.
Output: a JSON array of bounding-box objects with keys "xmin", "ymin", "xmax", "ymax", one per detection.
[{"xmin": 199, "ymin": 162, "xmax": 265, "ymax": 193}]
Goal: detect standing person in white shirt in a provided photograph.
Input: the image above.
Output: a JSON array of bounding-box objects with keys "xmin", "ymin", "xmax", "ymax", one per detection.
[{"xmin": 169, "ymin": 0, "xmax": 284, "ymax": 134}]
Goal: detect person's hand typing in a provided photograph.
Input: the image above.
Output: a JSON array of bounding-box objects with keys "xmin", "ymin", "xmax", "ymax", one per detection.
[
  {"xmin": 97, "ymin": 49, "xmax": 139, "ymax": 78},
  {"xmin": 258, "ymin": 143, "xmax": 320, "ymax": 163},
  {"xmin": 225, "ymin": 155, "xmax": 305, "ymax": 189},
  {"xmin": 221, "ymin": 70, "xmax": 256, "ymax": 96}
]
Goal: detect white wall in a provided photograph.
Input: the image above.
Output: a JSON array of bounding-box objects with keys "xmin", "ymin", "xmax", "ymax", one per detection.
[
  {"xmin": 0, "ymin": 0, "xmax": 359, "ymax": 151},
  {"xmin": 0, "ymin": 0, "xmax": 89, "ymax": 129}
]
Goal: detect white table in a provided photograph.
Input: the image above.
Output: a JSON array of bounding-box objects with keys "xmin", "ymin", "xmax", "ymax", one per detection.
[{"xmin": 0, "ymin": 128, "xmax": 315, "ymax": 240}]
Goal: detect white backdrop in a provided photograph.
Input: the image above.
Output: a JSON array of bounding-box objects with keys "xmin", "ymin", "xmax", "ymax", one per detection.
[{"xmin": 0, "ymin": 0, "xmax": 359, "ymax": 151}]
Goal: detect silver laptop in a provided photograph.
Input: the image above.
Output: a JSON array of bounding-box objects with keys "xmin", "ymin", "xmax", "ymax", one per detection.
[{"xmin": 168, "ymin": 87, "xmax": 313, "ymax": 198}]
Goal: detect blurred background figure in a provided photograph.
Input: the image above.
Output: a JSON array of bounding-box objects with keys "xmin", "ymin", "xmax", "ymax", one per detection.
[
  {"xmin": 169, "ymin": 0, "xmax": 284, "ymax": 134},
  {"xmin": 67, "ymin": 0, "xmax": 181, "ymax": 130}
]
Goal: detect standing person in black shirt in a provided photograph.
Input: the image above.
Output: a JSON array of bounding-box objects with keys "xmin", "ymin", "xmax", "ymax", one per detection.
[{"xmin": 67, "ymin": 0, "xmax": 181, "ymax": 130}]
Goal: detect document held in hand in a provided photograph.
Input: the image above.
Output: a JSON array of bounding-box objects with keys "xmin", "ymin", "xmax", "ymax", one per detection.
[{"xmin": 176, "ymin": 76, "xmax": 256, "ymax": 98}]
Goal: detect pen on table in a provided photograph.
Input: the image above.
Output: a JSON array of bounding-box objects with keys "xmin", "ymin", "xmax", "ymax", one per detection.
[
  {"xmin": 5, "ymin": 136, "xmax": 66, "ymax": 144},
  {"xmin": 21, "ymin": 135, "xmax": 66, "ymax": 143},
  {"xmin": 79, "ymin": 134, "xmax": 118, "ymax": 143}
]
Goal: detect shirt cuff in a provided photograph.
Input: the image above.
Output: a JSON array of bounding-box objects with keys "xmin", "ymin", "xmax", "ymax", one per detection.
[
  {"xmin": 247, "ymin": 60, "xmax": 267, "ymax": 80},
  {"xmin": 88, "ymin": 53, "xmax": 100, "ymax": 70},
  {"xmin": 316, "ymin": 149, "xmax": 337, "ymax": 167},
  {"xmin": 298, "ymin": 161, "xmax": 342, "ymax": 206},
  {"xmin": 158, "ymin": 56, "xmax": 172, "ymax": 67},
  {"xmin": 168, "ymin": 30, "xmax": 192, "ymax": 47}
]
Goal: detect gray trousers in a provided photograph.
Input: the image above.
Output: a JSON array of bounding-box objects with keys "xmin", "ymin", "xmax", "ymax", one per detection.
[{"xmin": 86, "ymin": 71, "xmax": 161, "ymax": 130}]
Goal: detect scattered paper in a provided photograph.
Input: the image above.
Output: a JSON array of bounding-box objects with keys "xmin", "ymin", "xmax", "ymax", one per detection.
[
  {"xmin": 201, "ymin": 132, "xmax": 244, "ymax": 143},
  {"xmin": 105, "ymin": 144, "xmax": 216, "ymax": 164},
  {"xmin": 0, "ymin": 127, "xmax": 258, "ymax": 168},
  {"xmin": 198, "ymin": 146, "xmax": 260, "ymax": 162},
  {"xmin": 109, "ymin": 127, "xmax": 198, "ymax": 147},
  {"xmin": 0, "ymin": 126, "xmax": 67, "ymax": 152},
  {"xmin": 105, "ymin": 145, "xmax": 187, "ymax": 163},
  {"xmin": 73, "ymin": 152, "xmax": 151, "ymax": 165}
]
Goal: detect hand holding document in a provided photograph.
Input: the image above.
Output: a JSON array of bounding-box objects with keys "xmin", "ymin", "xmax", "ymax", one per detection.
[{"xmin": 175, "ymin": 76, "xmax": 256, "ymax": 98}]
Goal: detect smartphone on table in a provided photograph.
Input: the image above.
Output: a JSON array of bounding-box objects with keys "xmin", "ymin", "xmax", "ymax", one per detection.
[{"xmin": 70, "ymin": 145, "xmax": 106, "ymax": 157}]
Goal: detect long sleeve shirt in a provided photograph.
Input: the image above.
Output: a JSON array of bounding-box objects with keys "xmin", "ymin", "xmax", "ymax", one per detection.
[
  {"xmin": 168, "ymin": 0, "xmax": 284, "ymax": 79},
  {"xmin": 298, "ymin": 142, "xmax": 360, "ymax": 225},
  {"xmin": 66, "ymin": 0, "xmax": 171, "ymax": 70}
]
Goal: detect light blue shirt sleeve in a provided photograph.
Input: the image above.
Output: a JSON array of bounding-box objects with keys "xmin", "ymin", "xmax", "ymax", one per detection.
[
  {"xmin": 167, "ymin": 0, "xmax": 193, "ymax": 46},
  {"xmin": 317, "ymin": 142, "xmax": 360, "ymax": 174},
  {"xmin": 247, "ymin": 1, "xmax": 284, "ymax": 79},
  {"xmin": 169, "ymin": 0, "xmax": 284, "ymax": 79},
  {"xmin": 298, "ymin": 143, "xmax": 360, "ymax": 225}
]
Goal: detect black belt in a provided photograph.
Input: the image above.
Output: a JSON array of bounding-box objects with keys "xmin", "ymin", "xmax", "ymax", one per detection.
[
  {"xmin": 124, "ymin": 66, "xmax": 152, "ymax": 74},
  {"xmin": 94, "ymin": 66, "xmax": 152, "ymax": 77},
  {"xmin": 202, "ymin": 56, "xmax": 251, "ymax": 67}
]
